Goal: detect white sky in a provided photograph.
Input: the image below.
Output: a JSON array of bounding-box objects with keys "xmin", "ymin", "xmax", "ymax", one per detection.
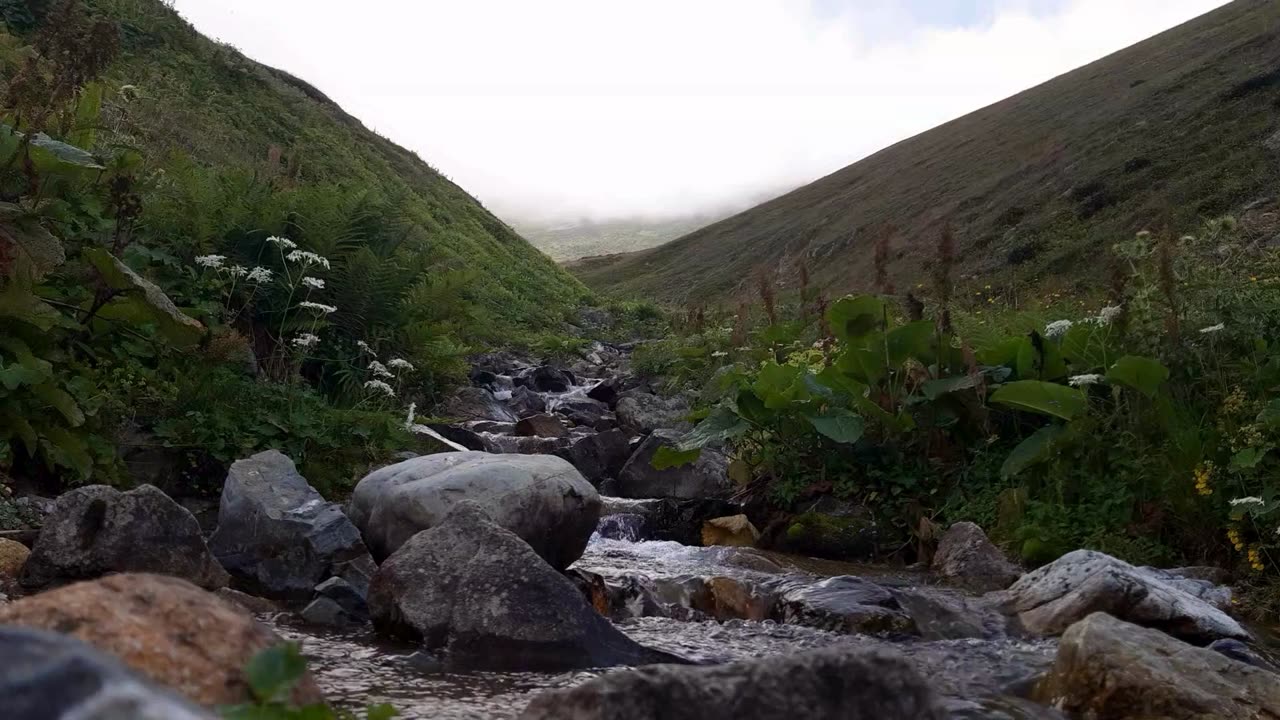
[{"xmin": 168, "ymin": 0, "xmax": 1229, "ymax": 223}]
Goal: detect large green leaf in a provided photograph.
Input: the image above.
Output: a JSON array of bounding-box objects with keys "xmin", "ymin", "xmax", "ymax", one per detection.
[
  {"xmin": 922, "ymin": 373, "xmax": 982, "ymax": 400},
  {"xmin": 28, "ymin": 132, "xmax": 104, "ymax": 171},
  {"xmin": 244, "ymin": 643, "xmax": 308, "ymax": 703},
  {"xmin": 38, "ymin": 425, "xmax": 93, "ymax": 479},
  {"xmin": 69, "ymin": 83, "xmax": 103, "ymax": 150},
  {"xmin": 990, "ymin": 380, "xmax": 1088, "ymax": 421},
  {"xmin": 886, "ymin": 320, "xmax": 935, "ymax": 367},
  {"xmin": 1257, "ymin": 399, "xmax": 1280, "ymax": 431},
  {"xmin": 1016, "ymin": 335, "xmax": 1067, "ymax": 380},
  {"xmin": 31, "ymin": 383, "xmax": 85, "ymax": 427},
  {"xmin": 834, "ymin": 342, "xmax": 887, "ymax": 386},
  {"xmin": 815, "ymin": 365, "xmax": 868, "ymax": 402},
  {"xmin": 1060, "ymin": 322, "xmax": 1111, "ymax": 373},
  {"xmin": 751, "ymin": 361, "xmax": 810, "ymax": 409},
  {"xmin": 0, "ymin": 283, "xmax": 64, "ymax": 330},
  {"xmin": 0, "ymin": 411, "xmax": 37, "ymax": 456},
  {"xmin": 1230, "ymin": 446, "xmax": 1272, "ymax": 470},
  {"xmin": 805, "ymin": 408, "xmax": 865, "ymax": 444},
  {"xmin": 1001, "ymin": 424, "xmax": 1070, "ymax": 479},
  {"xmin": 671, "ymin": 406, "xmax": 750, "ymax": 452},
  {"xmin": 0, "ymin": 203, "xmax": 65, "ymax": 281},
  {"xmin": 827, "ymin": 295, "xmax": 885, "ymax": 342},
  {"xmin": 1106, "ymin": 355, "xmax": 1169, "ymax": 399},
  {"xmin": 85, "ymin": 248, "xmax": 204, "ymax": 347},
  {"xmin": 652, "ymin": 445, "xmax": 702, "ymax": 470}
]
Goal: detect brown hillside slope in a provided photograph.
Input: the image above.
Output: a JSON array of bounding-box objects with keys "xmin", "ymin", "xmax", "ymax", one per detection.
[{"xmin": 572, "ymin": 0, "xmax": 1280, "ymax": 304}]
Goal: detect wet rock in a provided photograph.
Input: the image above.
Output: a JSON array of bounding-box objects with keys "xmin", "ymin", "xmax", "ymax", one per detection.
[
  {"xmin": 999, "ymin": 549, "xmax": 1248, "ymax": 643},
  {"xmin": 369, "ymin": 502, "xmax": 684, "ymax": 670},
  {"xmin": 518, "ymin": 645, "xmax": 947, "ymax": 720},
  {"xmin": 524, "ymin": 365, "xmax": 573, "ymax": 393},
  {"xmin": 701, "ymin": 515, "xmax": 759, "ymax": 547},
  {"xmin": 428, "ymin": 423, "xmax": 490, "ymax": 451},
  {"xmin": 13, "ymin": 495, "xmax": 56, "ymax": 527},
  {"xmin": 214, "ymin": 587, "xmax": 281, "ymax": 615},
  {"xmin": 509, "ymin": 385, "xmax": 548, "ymax": 416},
  {"xmin": 516, "ymin": 413, "xmax": 570, "ymax": 439},
  {"xmin": 301, "ymin": 577, "xmax": 368, "ymax": 628},
  {"xmin": 471, "ymin": 351, "xmax": 533, "ymax": 378},
  {"xmin": 0, "ymin": 537, "xmax": 30, "ymax": 580},
  {"xmin": 617, "ymin": 430, "xmax": 729, "ymax": 499},
  {"xmin": 601, "ymin": 496, "xmax": 743, "ymax": 545},
  {"xmin": 892, "ymin": 587, "xmax": 1013, "ymax": 640},
  {"xmin": 705, "ymin": 576, "xmax": 772, "ymax": 621},
  {"xmin": 21, "ymin": 485, "xmax": 228, "ymax": 590},
  {"xmin": 1139, "ymin": 565, "xmax": 1233, "ymax": 610},
  {"xmin": 209, "ymin": 451, "xmax": 375, "ymax": 604},
  {"xmin": 932, "ymin": 522, "xmax": 1022, "ymax": 593},
  {"xmin": 350, "ymin": 452, "xmax": 601, "ymax": 570},
  {"xmin": 555, "ymin": 398, "xmax": 610, "ymax": 427},
  {"xmin": 1035, "ymin": 613, "xmax": 1280, "ymax": 719},
  {"xmin": 0, "ymin": 573, "xmax": 322, "ymax": 707},
  {"xmin": 442, "ymin": 386, "xmax": 518, "ymax": 423},
  {"xmin": 0, "ymin": 626, "xmax": 214, "ymax": 720},
  {"xmin": 1209, "ymin": 638, "xmax": 1278, "ymax": 672},
  {"xmin": 566, "ymin": 429, "xmax": 633, "ymax": 485},
  {"xmin": 593, "ymin": 513, "xmax": 650, "ymax": 542},
  {"xmin": 587, "ymin": 377, "xmax": 623, "ymax": 406},
  {"xmin": 773, "ymin": 575, "xmax": 913, "ymax": 634},
  {"xmin": 485, "ymin": 434, "xmax": 571, "ymax": 455},
  {"xmin": 767, "ymin": 511, "xmax": 879, "ymax": 561},
  {"xmin": 616, "ymin": 392, "xmax": 691, "ymax": 434}
]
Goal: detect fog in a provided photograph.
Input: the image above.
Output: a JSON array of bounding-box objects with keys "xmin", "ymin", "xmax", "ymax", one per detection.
[{"xmin": 168, "ymin": 0, "xmax": 1228, "ymax": 223}]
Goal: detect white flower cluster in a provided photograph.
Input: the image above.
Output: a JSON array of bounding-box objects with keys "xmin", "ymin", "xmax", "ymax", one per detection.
[
  {"xmin": 298, "ymin": 301, "xmax": 337, "ymax": 315},
  {"xmin": 1044, "ymin": 319, "xmax": 1073, "ymax": 339},
  {"xmin": 357, "ymin": 340, "xmax": 376, "ymax": 357},
  {"xmin": 1229, "ymin": 496, "xmax": 1265, "ymax": 507},
  {"xmin": 387, "ymin": 358, "xmax": 415, "ymax": 372},
  {"xmin": 287, "ymin": 250, "xmax": 331, "ymax": 269},
  {"xmin": 246, "ymin": 267, "xmax": 273, "ymax": 283},
  {"xmin": 301, "ymin": 277, "xmax": 325, "ymax": 290},
  {"xmin": 369, "ymin": 361, "xmax": 393, "ymax": 379},
  {"xmin": 1088, "ymin": 305, "xmax": 1123, "ymax": 326},
  {"xmin": 226, "ymin": 266, "xmax": 249, "ymax": 278},
  {"xmin": 1068, "ymin": 374, "xmax": 1104, "ymax": 387},
  {"xmin": 1199, "ymin": 323, "xmax": 1225, "ymax": 335},
  {"xmin": 711, "ymin": 351, "xmax": 728, "ymax": 358},
  {"xmin": 292, "ymin": 333, "xmax": 320, "ymax": 348},
  {"xmin": 195, "ymin": 254, "xmax": 226, "ymax": 269},
  {"xmin": 364, "ymin": 379, "xmax": 395, "ymax": 397},
  {"xmin": 267, "ymin": 236, "xmax": 297, "ymax": 250}
]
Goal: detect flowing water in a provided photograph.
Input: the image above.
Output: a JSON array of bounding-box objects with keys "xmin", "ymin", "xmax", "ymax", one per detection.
[{"xmin": 268, "ymin": 522, "xmax": 1069, "ymax": 719}]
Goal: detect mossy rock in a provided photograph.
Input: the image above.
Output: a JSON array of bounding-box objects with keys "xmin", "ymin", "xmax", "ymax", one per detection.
[{"xmin": 772, "ymin": 512, "xmax": 879, "ymax": 561}]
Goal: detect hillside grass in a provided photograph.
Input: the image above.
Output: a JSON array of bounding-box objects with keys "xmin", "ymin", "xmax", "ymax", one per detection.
[{"xmin": 573, "ymin": 0, "xmax": 1280, "ymax": 306}]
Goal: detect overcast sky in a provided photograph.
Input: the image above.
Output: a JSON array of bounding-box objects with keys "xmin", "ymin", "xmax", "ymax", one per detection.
[{"xmin": 169, "ymin": 0, "xmax": 1228, "ymax": 224}]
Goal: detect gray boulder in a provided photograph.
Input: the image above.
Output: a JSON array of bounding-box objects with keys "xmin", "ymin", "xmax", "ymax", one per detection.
[
  {"xmin": 616, "ymin": 393, "xmax": 691, "ymax": 434},
  {"xmin": 368, "ymin": 502, "xmax": 683, "ymax": 670},
  {"xmin": 509, "ymin": 386, "xmax": 548, "ymax": 416},
  {"xmin": 999, "ymin": 549, "xmax": 1248, "ymax": 643},
  {"xmin": 555, "ymin": 398, "xmax": 610, "ymax": 427},
  {"xmin": 1035, "ymin": 613, "xmax": 1280, "ymax": 719},
  {"xmin": 565, "ymin": 429, "xmax": 633, "ymax": 485},
  {"xmin": 20, "ymin": 485, "xmax": 228, "ymax": 590},
  {"xmin": 617, "ymin": 430, "xmax": 729, "ymax": 499},
  {"xmin": 302, "ymin": 576, "xmax": 369, "ymax": 628},
  {"xmin": 515, "ymin": 414, "xmax": 570, "ymax": 439},
  {"xmin": 518, "ymin": 645, "xmax": 946, "ymax": 720},
  {"xmin": 932, "ymin": 522, "xmax": 1022, "ymax": 592},
  {"xmin": 0, "ymin": 626, "xmax": 214, "ymax": 719},
  {"xmin": 209, "ymin": 451, "xmax": 375, "ymax": 604},
  {"xmin": 350, "ymin": 452, "xmax": 601, "ymax": 570},
  {"xmin": 772, "ymin": 576, "xmax": 912, "ymax": 634},
  {"xmin": 443, "ymin": 386, "xmax": 518, "ymax": 423}
]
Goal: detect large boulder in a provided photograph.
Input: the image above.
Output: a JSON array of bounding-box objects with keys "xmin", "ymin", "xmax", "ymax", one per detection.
[
  {"xmin": 209, "ymin": 451, "xmax": 375, "ymax": 603},
  {"xmin": 600, "ymin": 497, "xmax": 741, "ymax": 546},
  {"xmin": 0, "ymin": 573, "xmax": 322, "ymax": 707},
  {"xmin": 20, "ymin": 485, "xmax": 228, "ymax": 590},
  {"xmin": 616, "ymin": 430, "xmax": 729, "ymax": 499},
  {"xmin": 442, "ymin": 386, "xmax": 518, "ymax": 423},
  {"xmin": 1035, "ymin": 613, "xmax": 1280, "ymax": 719},
  {"xmin": 516, "ymin": 413, "xmax": 570, "ymax": 439},
  {"xmin": 999, "ymin": 549, "xmax": 1248, "ymax": 643},
  {"xmin": 350, "ymin": 452, "xmax": 601, "ymax": 569},
  {"xmin": 509, "ymin": 385, "xmax": 548, "ymax": 416},
  {"xmin": 565, "ymin": 429, "xmax": 633, "ymax": 485},
  {"xmin": 523, "ymin": 365, "xmax": 573, "ymax": 393},
  {"xmin": 932, "ymin": 522, "xmax": 1022, "ymax": 592},
  {"xmin": 555, "ymin": 398, "xmax": 611, "ymax": 427},
  {"xmin": 772, "ymin": 576, "xmax": 913, "ymax": 634},
  {"xmin": 369, "ymin": 502, "xmax": 683, "ymax": 670},
  {"xmin": 0, "ymin": 537, "xmax": 30, "ymax": 580},
  {"xmin": 616, "ymin": 393, "xmax": 691, "ymax": 434},
  {"xmin": 518, "ymin": 645, "xmax": 947, "ymax": 720},
  {"xmin": 0, "ymin": 626, "xmax": 214, "ymax": 720}
]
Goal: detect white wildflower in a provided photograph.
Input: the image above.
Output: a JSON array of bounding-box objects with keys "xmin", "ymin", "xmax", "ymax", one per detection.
[
  {"xmin": 404, "ymin": 402, "xmax": 417, "ymax": 430},
  {"xmin": 266, "ymin": 236, "xmax": 297, "ymax": 250},
  {"xmin": 357, "ymin": 340, "xmax": 376, "ymax": 357},
  {"xmin": 301, "ymin": 277, "xmax": 325, "ymax": 290},
  {"xmin": 225, "ymin": 265, "xmax": 248, "ymax": 278},
  {"xmin": 1229, "ymin": 497, "xmax": 1265, "ymax": 507},
  {"xmin": 1069, "ymin": 374, "xmax": 1104, "ymax": 387},
  {"xmin": 387, "ymin": 358, "xmax": 415, "ymax": 372},
  {"xmin": 292, "ymin": 333, "xmax": 320, "ymax": 348},
  {"xmin": 195, "ymin": 254, "xmax": 225, "ymax": 269},
  {"xmin": 711, "ymin": 351, "xmax": 728, "ymax": 358},
  {"xmin": 298, "ymin": 301, "xmax": 337, "ymax": 315},
  {"xmin": 364, "ymin": 379, "xmax": 395, "ymax": 397},
  {"xmin": 286, "ymin": 250, "xmax": 331, "ymax": 270},
  {"xmin": 368, "ymin": 360, "xmax": 393, "ymax": 379},
  {"xmin": 1044, "ymin": 320, "xmax": 1073, "ymax": 339},
  {"xmin": 1199, "ymin": 323, "xmax": 1225, "ymax": 335},
  {"xmin": 246, "ymin": 267, "xmax": 273, "ymax": 284},
  {"xmin": 1093, "ymin": 305, "xmax": 1122, "ymax": 326}
]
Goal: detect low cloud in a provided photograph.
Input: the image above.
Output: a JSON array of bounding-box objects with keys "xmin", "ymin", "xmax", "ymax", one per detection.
[{"xmin": 170, "ymin": 0, "xmax": 1227, "ymax": 222}]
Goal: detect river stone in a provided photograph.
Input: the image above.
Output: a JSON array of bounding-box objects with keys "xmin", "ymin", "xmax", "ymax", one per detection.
[
  {"xmin": 891, "ymin": 587, "xmax": 1013, "ymax": 640},
  {"xmin": 616, "ymin": 393, "xmax": 691, "ymax": 434},
  {"xmin": 368, "ymin": 502, "xmax": 684, "ymax": 670},
  {"xmin": 209, "ymin": 450, "xmax": 375, "ymax": 604},
  {"xmin": 617, "ymin": 430, "xmax": 729, "ymax": 500},
  {"xmin": 999, "ymin": 549, "xmax": 1248, "ymax": 643},
  {"xmin": 350, "ymin": 452, "xmax": 601, "ymax": 569},
  {"xmin": 555, "ymin": 398, "xmax": 610, "ymax": 427},
  {"xmin": 773, "ymin": 575, "xmax": 912, "ymax": 634},
  {"xmin": 518, "ymin": 645, "xmax": 947, "ymax": 720},
  {"xmin": 0, "ymin": 537, "xmax": 30, "ymax": 580},
  {"xmin": 303, "ymin": 576, "xmax": 369, "ymax": 627},
  {"xmin": 932, "ymin": 522, "xmax": 1022, "ymax": 592},
  {"xmin": 0, "ymin": 573, "xmax": 322, "ymax": 707},
  {"xmin": 600, "ymin": 497, "xmax": 742, "ymax": 546},
  {"xmin": 566, "ymin": 429, "xmax": 632, "ymax": 485},
  {"xmin": 20, "ymin": 485, "xmax": 228, "ymax": 590},
  {"xmin": 509, "ymin": 386, "xmax": 548, "ymax": 416},
  {"xmin": 1035, "ymin": 613, "xmax": 1280, "ymax": 719},
  {"xmin": 516, "ymin": 413, "xmax": 570, "ymax": 438},
  {"xmin": 524, "ymin": 365, "xmax": 573, "ymax": 393},
  {"xmin": 587, "ymin": 377, "xmax": 623, "ymax": 406},
  {"xmin": 0, "ymin": 626, "xmax": 214, "ymax": 720},
  {"xmin": 443, "ymin": 386, "xmax": 519, "ymax": 423}
]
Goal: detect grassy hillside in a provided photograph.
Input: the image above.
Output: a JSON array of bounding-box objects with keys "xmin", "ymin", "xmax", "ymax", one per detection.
[
  {"xmin": 574, "ymin": 0, "xmax": 1280, "ymax": 304},
  {"xmin": 515, "ymin": 212, "xmax": 728, "ymax": 262}
]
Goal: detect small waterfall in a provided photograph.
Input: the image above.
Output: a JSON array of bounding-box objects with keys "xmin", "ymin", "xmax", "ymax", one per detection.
[{"xmin": 592, "ymin": 513, "xmax": 648, "ymax": 543}]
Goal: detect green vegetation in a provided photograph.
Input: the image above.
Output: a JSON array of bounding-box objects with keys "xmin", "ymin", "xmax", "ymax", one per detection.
[
  {"xmin": 519, "ymin": 211, "xmax": 729, "ymax": 263},
  {"xmin": 221, "ymin": 643, "xmax": 396, "ymax": 720},
  {"xmin": 0, "ymin": 0, "xmax": 587, "ymax": 497},
  {"xmin": 644, "ymin": 218, "xmax": 1280, "ymax": 604},
  {"xmin": 573, "ymin": 0, "xmax": 1280, "ymax": 305}
]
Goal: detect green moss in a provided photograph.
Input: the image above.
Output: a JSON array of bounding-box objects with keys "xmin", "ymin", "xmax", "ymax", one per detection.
[{"xmin": 776, "ymin": 512, "xmax": 879, "ymax": 561}]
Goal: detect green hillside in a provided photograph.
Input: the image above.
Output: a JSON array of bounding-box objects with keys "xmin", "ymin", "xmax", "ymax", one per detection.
[{"xmin": 573, "ymin": 0, "xmax": 1280, "ymax": 304}]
